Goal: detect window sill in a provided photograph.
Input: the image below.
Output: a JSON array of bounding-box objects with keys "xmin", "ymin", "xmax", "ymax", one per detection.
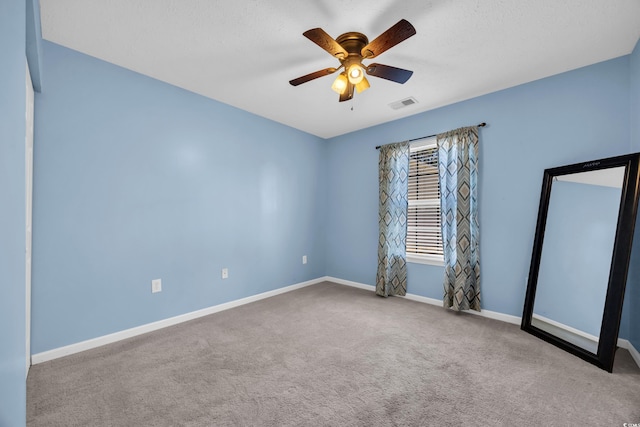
[{"xmin": 406, "ymin": 254, "xmax": 445, "ymax": 267}]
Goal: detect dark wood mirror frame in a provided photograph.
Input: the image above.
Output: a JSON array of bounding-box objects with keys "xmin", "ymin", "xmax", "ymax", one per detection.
[{"xmin": 521, "ymin": 152, "xmax": 640, "ymax": 372}]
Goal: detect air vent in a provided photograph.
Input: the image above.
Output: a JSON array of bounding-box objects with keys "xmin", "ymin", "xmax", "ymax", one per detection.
[{"xmin": 389, "ymin": 97, "xmax": 418, "ymax": 110}]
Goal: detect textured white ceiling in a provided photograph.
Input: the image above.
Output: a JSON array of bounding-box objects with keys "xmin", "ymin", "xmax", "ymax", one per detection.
[{"xmin": 39, "ymin": 0, "xmax": 640, "ymax": 139}]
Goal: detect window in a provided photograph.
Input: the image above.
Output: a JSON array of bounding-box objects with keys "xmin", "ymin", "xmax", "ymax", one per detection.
[{"xmin": 406, "ymin": 137, "xmax": 444, "ymax": 265}]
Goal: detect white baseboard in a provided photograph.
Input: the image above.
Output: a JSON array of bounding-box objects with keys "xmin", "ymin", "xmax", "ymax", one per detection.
[
  {"xmin": 532, "ymin": 313, "xmax": 599, "ymax": 342},
  {"xmin": 327, "ymin": 276, "xmax": 640, "ymax": 369},
  {"xmin": 326, "ymin": 276, "xmax": 521, "ymax": 325},
  {"xmin": 31, "ymin": 275, "xmax": 640, "ymax": 371},
  {"xmin": 32, "ymin": 277, "xmax": 326, "ymax": 364},
  {"xmin": 531, "ymin": 313, "xmax": 599, "ymax": 354},
  {"xmin": 326, "ymin": 277, "xmax": 376, "ymax": 292},
  {"xmin": 531, "ymin": 315, "xmax": 636, "ymax": 359}
]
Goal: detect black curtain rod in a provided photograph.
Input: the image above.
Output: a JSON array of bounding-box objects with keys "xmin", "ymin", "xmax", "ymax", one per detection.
[{"xmin": 375, "ymin": 122, "xmax": 486, "ymax": 149}]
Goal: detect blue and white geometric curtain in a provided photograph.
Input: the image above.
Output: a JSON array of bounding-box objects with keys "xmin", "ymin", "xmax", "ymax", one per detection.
[
  {"xmin": 376, "ymin": 142, "xmax": 410, "ymax": 297},
  {"xmin": 437, "ymin": 127, "xmax": 481, "ymax": 311}
]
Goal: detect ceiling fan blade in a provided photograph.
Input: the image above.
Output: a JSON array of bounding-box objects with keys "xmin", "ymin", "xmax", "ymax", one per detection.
[
  {"xmin": 303, "ymin": 28, "xmax": 348, "ymax": 59},
  {"xmin": 361, "ymin": 19, "xmax": 416, "ymax": 59},
  {"xmin": 289, "ymin": 68, "xmax": 338, "ymax": 86},
  {"xmin": 339, "ymin": 82, "xmax": 354, "ymax": 102},
  {"xmin": 366, "ymin": 63, "xmax": 413, "ymax": 83}
]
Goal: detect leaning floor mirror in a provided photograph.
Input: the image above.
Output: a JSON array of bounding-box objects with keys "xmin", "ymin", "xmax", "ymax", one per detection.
[{"xmin": 521, "ymin": 153, "xmax": 640, "ymax": 372}]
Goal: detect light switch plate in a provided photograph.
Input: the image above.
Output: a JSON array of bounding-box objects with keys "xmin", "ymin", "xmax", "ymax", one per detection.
[{"xmin": 151, "ymin": 279, "xmax": 162, "ymax": 293}]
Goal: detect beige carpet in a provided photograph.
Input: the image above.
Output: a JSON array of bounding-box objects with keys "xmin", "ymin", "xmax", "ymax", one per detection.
[{"xmin": 27, "ymin": 281, "xmax": 640, "ymax": 426}]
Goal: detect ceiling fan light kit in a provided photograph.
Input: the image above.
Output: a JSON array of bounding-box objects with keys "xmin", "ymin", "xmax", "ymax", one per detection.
[
  {"xmin": 331, "ymin": 73, "xmax": 348, "ymax": 94},
  {"xmin": 347, "ymin": 64, "xmax": 364, "ymax": 84},
  {"xmin": 355, "ymin": 77, "xmax": 370, "ymax": 94},
  {"xmin": 290, "ymin": 19, "xmax": 416, "ymax": 102}
]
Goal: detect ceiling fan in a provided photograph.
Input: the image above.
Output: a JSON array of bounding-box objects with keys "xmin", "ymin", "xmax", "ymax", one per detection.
[{"xmin": 289, "ymin": 19, "xmax": 416, "ymax": 102}]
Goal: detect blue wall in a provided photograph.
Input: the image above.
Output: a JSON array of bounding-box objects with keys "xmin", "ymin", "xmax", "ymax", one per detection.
[
  {"xmin": 0, "ymin": 0, "xmax": 27, "ymax": 425},
  {"xmin": 632, "ymin": 39, "xmax": 640, "ymax": 152},
  {"xmin": 629, "ymin": 38, "xmax": 640, "ymax": 352},
  {"xmin": 31, "ymin": 41, "xmax": 327, "ymax": 353},
  {"xmin": 535, "ymin": 180, "xmax": 621, "ymax": 336},
  {"xmin": 325, "ymin": 56, "xmax": 632, "ymax": 318}
]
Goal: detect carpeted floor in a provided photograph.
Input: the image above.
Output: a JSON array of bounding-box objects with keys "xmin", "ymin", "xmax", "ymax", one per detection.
[{"xmin": 27, "ymin": 281, "xmax": 640, "ymax": 426}]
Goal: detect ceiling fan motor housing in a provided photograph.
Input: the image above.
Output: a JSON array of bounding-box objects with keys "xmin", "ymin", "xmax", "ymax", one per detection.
[
  {"xmin": 336, "ymin": 32, "xmax": 369, "ymax": 83},
  {"xmin": 336, "ymin": 32, "xmax": 369, "ymax": 55},
  {"xmin": 336, "ymin": 32, "xmax": 369, "ymax": 66}
]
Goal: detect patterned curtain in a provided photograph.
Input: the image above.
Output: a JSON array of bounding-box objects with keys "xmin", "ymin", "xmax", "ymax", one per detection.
[
  {"xmin": 437, "ymin": 127, "xmax": 481, "ymax": 311},
  {"xmin": 376, "ymin": 142, "xmax": 410, "ymax": 297}
]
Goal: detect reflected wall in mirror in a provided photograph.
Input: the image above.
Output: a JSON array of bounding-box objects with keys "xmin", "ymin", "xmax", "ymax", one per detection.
[
  {"xmin": 522, "ymin": 153, "xmax": 640, "ymax": 372},
  {"xmin": 532, "ymin": 167, "xmax": 624, "ymax": 354}
]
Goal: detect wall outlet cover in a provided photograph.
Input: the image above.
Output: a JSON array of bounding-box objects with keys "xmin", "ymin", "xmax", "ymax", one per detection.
[{"xmin": 151, "ymin": 279, "xmax": 162, "ymax": 293}]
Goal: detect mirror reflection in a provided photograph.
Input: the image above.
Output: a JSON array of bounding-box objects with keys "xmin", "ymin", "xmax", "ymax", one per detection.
[{"xmin": 531, "ymin": 167, "xmax": 625, "ymax": 354}]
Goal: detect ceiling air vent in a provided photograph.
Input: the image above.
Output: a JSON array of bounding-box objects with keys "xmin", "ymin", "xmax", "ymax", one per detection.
[{"xmin": 389, "ymin": 97, "xmax": 418, "ymax": 110}]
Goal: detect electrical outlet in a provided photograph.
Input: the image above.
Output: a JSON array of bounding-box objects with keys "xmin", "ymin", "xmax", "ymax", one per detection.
[
  {"xmin": 151, "ymin": 279, "xmax": 162, "ymax": 293},
  {"xmin": 302, "ymin": 255, "xmax": 307, "ymax": 264},
  {"xmin": 221, "ymin": 268, "xmax": 229, "ymax": 279}
]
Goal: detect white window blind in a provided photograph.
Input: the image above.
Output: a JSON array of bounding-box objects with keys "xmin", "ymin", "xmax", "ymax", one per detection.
[{"xmin": 407, "ymin": 138, "xmax": 444, "ymax": 265}]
